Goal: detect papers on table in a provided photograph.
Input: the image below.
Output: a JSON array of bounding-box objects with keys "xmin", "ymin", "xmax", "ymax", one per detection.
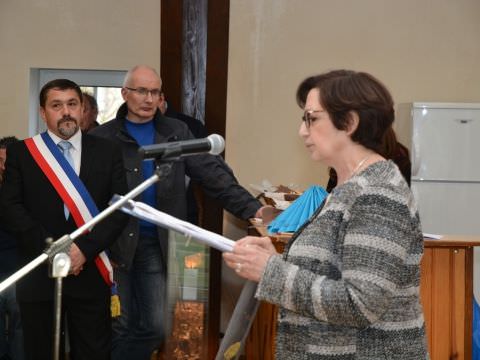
[
  {"xmin": 111, "ymin": 195, "xmax": 235, "ymax": 252},
  {"xmin": 423, "ymin": 233, "xmax": 443, "ymax": 240}
]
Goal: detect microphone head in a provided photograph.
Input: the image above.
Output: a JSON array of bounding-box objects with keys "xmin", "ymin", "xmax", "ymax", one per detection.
[{"xmin": 207, "ymin": 134, "xmax": 225, "ymax": 155}]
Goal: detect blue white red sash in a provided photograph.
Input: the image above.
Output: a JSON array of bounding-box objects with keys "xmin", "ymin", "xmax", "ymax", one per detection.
[{"xmin": 24, "ymin": 132, "xmax": 113, "ymax": 286}]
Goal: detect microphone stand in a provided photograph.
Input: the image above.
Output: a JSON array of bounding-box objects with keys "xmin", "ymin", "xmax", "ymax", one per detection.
[
  {"xmin": 0, "ymin": 160, "xmax": 175, "ymax": 360},
  {"xmin": 50, "ymin": 252, "xmax": 70, "ymax": 360}
]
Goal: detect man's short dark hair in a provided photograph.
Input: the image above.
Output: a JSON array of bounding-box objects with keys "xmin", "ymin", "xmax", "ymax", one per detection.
[
  {"xmin": 83, "ymin": 92, "xmax": 98, "ymax": 111},
  {"xmin": 39, "ymin": 79, "xmax": 83, "ymax": 108},
  {"xmin": 0, "ymin": 136, "xmax": 19, "ymax": 149}
]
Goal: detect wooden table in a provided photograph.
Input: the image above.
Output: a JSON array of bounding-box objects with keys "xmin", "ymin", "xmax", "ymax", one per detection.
[{"xmin": 246, "ymin": 222, "xmax": 480, "ymax": 360}]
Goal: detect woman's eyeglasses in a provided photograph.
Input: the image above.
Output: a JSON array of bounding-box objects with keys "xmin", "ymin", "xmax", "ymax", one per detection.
[{"xmin": 302, "ymin": 110, "xmax": 322, "ymax": 128}]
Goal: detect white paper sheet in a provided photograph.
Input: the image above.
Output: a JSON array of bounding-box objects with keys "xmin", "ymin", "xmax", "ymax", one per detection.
[{"xmin": 113, "ymin": 196, "xmax": 235, "ymax": 252}]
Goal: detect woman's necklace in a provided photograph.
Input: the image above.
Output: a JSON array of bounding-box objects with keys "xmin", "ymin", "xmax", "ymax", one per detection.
[{"xmin": 350, "ymin": 154, "xmax": 371, "ymax": 179}]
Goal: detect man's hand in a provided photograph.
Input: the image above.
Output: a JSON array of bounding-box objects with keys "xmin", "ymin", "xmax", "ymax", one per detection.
[
  {"xmin": 69, "ymin": 243, "xmax": 86, "ymax": 276},
  {"xmin": 254, "ymin": 205, "xmax": 282, "ymax": 224}
]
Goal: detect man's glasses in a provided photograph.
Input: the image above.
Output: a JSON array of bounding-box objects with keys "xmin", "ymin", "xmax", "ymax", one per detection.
[
  {"xmin": 302, "ymin": 110, "xmax": 322, "ymax": 128},
  {"xmin": 125, "ymin": 87, "xmax": 162, "ymax": 98}
]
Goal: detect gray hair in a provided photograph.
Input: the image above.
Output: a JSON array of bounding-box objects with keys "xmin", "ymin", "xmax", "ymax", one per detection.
[{"xmin": 123, "ymin": 65, "xmax": 161, "ymax": 87}]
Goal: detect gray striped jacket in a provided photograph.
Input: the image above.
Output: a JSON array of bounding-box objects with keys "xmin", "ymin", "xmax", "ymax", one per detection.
[{"xmin": 256, "ymin": 160, "xmax": 429, "ymax": 359}]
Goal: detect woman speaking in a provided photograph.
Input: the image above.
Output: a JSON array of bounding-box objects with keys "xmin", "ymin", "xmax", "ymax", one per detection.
[{"xmin": 223, "ymin": 70, "xmax": 428, "ymax": 359}]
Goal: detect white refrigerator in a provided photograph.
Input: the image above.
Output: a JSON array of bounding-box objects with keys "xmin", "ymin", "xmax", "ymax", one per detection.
[
  {"xmin": 399, "ymin": 102, "xmax": 480, "ymax": 343},
  {"xmin": 403, "ymin": 102, "xmax": 480, "ymax": 236}
]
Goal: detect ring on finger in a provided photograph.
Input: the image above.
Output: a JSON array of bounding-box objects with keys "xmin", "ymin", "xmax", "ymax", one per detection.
[{"xmin": 235, "ymin": 262, "xmax": 242, "ymax": 273}]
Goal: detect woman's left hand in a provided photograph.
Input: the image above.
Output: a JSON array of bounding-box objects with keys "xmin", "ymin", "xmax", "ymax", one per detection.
[{"xmin": 223, "ymin": 236, "xmax": 278, "ymax": 282}]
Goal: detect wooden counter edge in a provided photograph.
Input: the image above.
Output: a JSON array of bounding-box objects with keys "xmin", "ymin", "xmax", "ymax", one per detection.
[{"xmin": 249, "ymin": 220, "xmax": 480, "ymax": 248}]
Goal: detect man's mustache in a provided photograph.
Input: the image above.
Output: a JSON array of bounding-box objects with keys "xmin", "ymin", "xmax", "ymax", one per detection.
[{"xmin": 58, "ymin": 115, "xmax": 78, "ymax": 125}]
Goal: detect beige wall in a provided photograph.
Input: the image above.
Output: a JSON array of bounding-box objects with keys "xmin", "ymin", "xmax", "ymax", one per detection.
[
  {"xmin": 226, "ymin": 0, "xmax": 480, "ymax": 192},
  {"xmin": 0, "ymin": 0, "xmax": 160, "ymax": 138},
  {"xmin": 3, "ymin": 0, "xmax": 478, "ymax": 200},
  {"xmin": 1, "ymin": 0, "xmax": 478, "ymax": 209}
]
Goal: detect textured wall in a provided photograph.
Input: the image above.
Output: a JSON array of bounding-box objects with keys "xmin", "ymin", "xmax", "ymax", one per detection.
[
  {"xmin": 0, "ymin": 0, "xmax": 160, "ymax": 138},
  {"xmin": 226, "ymin": 0, "xmax": 480, "ymax": 191}
]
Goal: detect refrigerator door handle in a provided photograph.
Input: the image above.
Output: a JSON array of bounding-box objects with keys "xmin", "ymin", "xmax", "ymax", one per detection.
[{"xmin": 454, "ymin": 118, "xmax": 474, "ymax": 124}]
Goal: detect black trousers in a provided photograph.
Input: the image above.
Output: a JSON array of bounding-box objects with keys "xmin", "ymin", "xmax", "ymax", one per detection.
[{"xmin": 19, "ymin": 295, "xmax": 111, "ymax": 360}]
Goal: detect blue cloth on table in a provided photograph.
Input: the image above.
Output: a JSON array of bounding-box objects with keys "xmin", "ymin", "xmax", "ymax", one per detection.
[{"xmin": 267, "ymin": 185, "xmax": 327, "ymax": 234}]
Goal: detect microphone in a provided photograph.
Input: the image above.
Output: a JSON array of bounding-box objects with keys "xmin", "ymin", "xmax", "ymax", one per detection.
[{"xmin": 139, "ymin": 134, "xmax": 225, "ymax": 159}]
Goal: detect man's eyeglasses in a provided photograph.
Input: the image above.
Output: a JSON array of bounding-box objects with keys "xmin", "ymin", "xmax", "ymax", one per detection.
[
  {"xmin": 125, "ymin": 87, "xmax": 162, "ymax": 98},
  {"xmin": 302, "ymin": 110, "xmax": 322, "ymax": 128}
]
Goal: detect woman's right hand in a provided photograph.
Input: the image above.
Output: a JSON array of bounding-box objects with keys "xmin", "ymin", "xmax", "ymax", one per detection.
[{"xmin": 223, "ymin": 236, "xmax": 278, "ymax": 282}]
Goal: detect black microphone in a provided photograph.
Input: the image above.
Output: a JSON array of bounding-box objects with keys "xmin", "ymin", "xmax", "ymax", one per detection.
[{"xmin": 139, "ymin": 134, "xmax": 225, "ymax": 159}]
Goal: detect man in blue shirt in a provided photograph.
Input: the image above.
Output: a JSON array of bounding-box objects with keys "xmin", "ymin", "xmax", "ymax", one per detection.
[{"xmin": 91, "ymin": 65, "xmax": 264, "ymax": 360}]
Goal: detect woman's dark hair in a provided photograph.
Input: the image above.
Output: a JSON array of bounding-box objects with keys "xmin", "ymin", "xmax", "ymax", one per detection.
[
  {"xmin": 39, "ymin": 79, "xmax": 83, "ymax": 108},
  {"xmin": 326, "ymin": 126, "xmax": 412, "ymax": 191},
  {"xmin": 296, "ymin": 70, "xmax": 395, "ymax": 153},
  {"xmin": 381, "ymin": 126, "xmax": 411, "ymax": 186}
]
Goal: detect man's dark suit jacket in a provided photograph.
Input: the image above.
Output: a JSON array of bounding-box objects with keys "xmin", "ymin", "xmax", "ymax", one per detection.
[{"xmin": 0, "ymin": 133, "xmax": 127, "ymax": 302}]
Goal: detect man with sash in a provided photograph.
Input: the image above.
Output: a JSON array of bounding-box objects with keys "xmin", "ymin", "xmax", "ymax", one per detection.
[{"xmin": 0, "ymin": 79, "xmax": 128, "ymax": 360}]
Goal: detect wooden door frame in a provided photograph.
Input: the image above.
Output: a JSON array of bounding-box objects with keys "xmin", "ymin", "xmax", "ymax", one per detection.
[{"xmin": 161, "ymin": 1, "xmax": 230, "ymax": 357}]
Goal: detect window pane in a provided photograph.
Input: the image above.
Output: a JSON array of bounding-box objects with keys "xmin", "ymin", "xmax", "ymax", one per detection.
[
  {"xmin": 80, "ymin": 86, "xmax": 123, "ymax": 125},
  {"xmin": 97, "ymin": 87, "xmax": 123, "ymax": 124}
]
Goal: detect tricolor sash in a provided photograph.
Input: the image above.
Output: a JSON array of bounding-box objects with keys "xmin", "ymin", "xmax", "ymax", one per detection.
[{"xmin": 24, "ymin": 132, "xmax": 113, "ymax": 286}]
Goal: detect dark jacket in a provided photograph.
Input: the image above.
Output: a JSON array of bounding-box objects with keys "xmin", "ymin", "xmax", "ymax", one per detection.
[
  {"xmin": 164, "ymin": 107, "xmax": 208, "ymax": 224},
  {"xmin": 0, "ymin": 227, "xmax": 16, "ymax": 277},
  {"xmin": 164, "ymin": 107, "xmax": 208, "ymax": 139},
  {"xmin": 1, "ymin": 176, "xmax": 19, "ymax": 278},
  {"xmin": 90, "ymin": 104, "xmax": 261, "ymax": 269},
  {"xmin": 0, "ymin": 134, "xmax": 128, "ymax": 301}
]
